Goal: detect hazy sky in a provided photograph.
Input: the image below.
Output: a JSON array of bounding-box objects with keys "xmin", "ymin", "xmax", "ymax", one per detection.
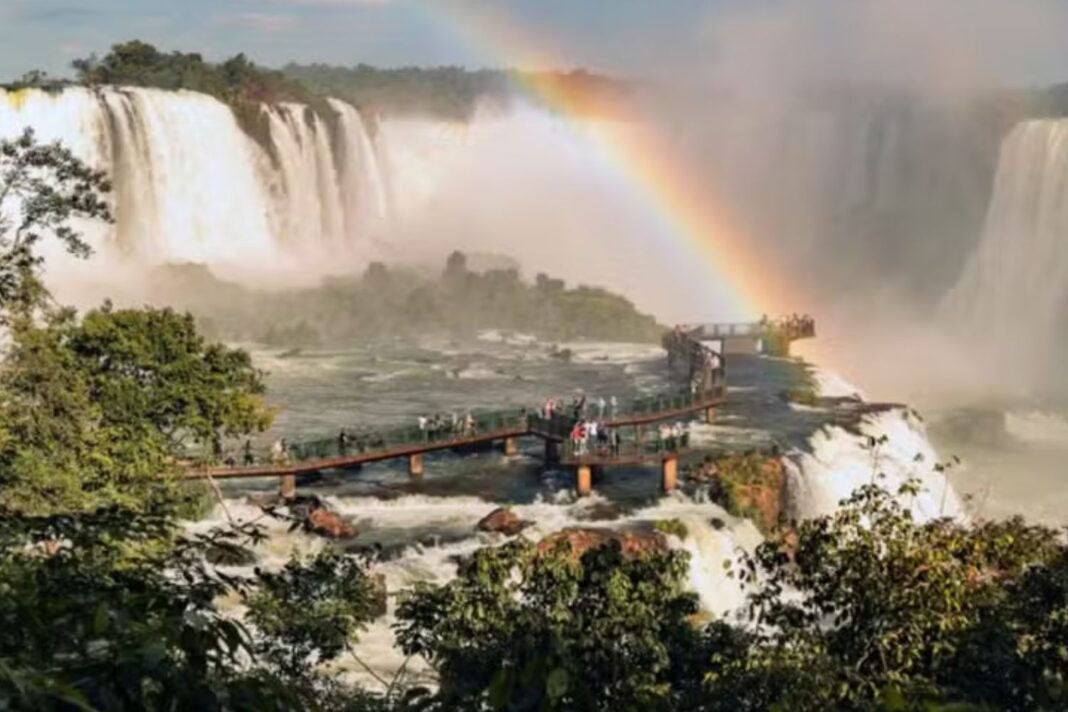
[
  {"xmin": 0, "ymin": 0, "xmax": 740, "ymax": 80},
  {"xmin": 2, "ymin": 0, "xmax": 1068, "ymax": 86}
]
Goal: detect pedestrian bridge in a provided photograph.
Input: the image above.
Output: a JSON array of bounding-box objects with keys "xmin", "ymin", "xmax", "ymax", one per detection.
[{"xmin": 185, "ymin": 317, "xmax": 812, "ymax": 497}]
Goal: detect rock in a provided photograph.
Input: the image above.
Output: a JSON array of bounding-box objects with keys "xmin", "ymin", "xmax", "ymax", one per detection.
[
  {"xmin": 307, "ymin": 507, "xmax": 356, "ymax": 539},
  {"xmin": 709, "ymin": 517, "xmax": 726, "ymax": 531},
  {"xmin": 205, "ymin": 542, "xmax": 257, "ymax": 567},
  {"xmin": 477, "ymin": 507, "xmax": 532, "ymax": 536},
  {"xmin": 287, "ymin": 494, "xmax": 356, "ymax": 539},
  {"xmin": 537, "ymin": 527, "xmax": 668, "ymax": 563}
]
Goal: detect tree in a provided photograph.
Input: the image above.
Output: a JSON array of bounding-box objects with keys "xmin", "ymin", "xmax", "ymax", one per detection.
[
  {"xmin": 395, "ymin": 538, "xmax": 701, "ymax": 710},
  {"xmin": 0, "ymin": 505, "xmax": 381, "ymax": 711},
  {"xmin": 0, "ymin": 128, "xmax": 111, "ymax": 314},
  {"xmin": 708, "ymin": 480, "xmax": 1068, "ymax": 711},
  {"xmin": 0, "ymin": 303, "xmax": 273, "ymax": 515}
]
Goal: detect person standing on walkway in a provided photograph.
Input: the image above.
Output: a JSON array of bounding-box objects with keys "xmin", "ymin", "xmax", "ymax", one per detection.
[
  {"xmin": 271, "ymin": 438, "xmax": 285, "ymax": 466},
  {"xmin": 243, "ymin": 439, "xmax": 254, "ymax": 466},
  {"xmin": 338, "ymin": 430, "xmax": 349, "ymax": 457},
  {"xmin": 597, "ymin": 396, "xmax": 606, "ymax": 419},
  {"xmin": 610, "ymin": 395, "xmax": 618, "ymax": 419},
  {"xmin": 418, "ymin": 416, "xmax": 428, "ymax": 442}
]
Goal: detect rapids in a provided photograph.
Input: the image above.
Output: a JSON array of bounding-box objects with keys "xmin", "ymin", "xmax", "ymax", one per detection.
[{"xmin": 194, "ymin": 337, "xmax": 962, "ymax": 688}]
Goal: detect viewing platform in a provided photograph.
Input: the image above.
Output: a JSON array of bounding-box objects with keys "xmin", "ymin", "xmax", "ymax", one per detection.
[{"xmin": 185, "ymin": 316, "xmax": 812, "ymax": 498}]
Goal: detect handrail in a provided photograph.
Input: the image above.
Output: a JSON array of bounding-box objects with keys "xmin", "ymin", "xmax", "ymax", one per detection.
[{"xmin": 187, "ymin": 321, "xmax": 738, "ymax": 478}]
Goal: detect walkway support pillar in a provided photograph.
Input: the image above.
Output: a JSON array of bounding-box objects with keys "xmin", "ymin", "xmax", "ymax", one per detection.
[
  {"xmin": 545, "ymin": 440, "xmax": 560, "ymax": 465},
  {"xmin": 409, "ymin": 453, "xmax": 424, "ymax": 479},
  {"xmin": 503, "ymin": 437, "xmax": 519, "ymax": 457},
  {"xmin": 576, "ymin": 465, "xmax": 593, "ymax": 497},
  {"xmin": 280, "ymin": 473, "xmax": 296, "ymax": 501},
  {"xmin": 705, "ymin": 407, "xmax": 717, "ymax": 425},
  {"xmin": 661, "ymin": 456, "xmax": 678, "ymax": 494}
]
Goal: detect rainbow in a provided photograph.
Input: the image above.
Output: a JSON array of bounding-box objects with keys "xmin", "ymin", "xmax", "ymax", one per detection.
[{"xmin": 415, "ymin": 2, "xmax": 800, "ymax": 320}]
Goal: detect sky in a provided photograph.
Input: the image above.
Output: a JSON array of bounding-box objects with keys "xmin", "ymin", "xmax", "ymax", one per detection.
[
  {"xmin": 3, "ymin": 0, "xmax": 1068, "ymax": 86},
  {"xmin": 0, "ymin": 0, "xmax": 742, "ymax": 81}
]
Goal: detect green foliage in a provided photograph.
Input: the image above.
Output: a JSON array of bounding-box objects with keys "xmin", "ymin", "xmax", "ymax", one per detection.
[
  {"xmin": 283, "ymin": 64, "xmax": 633, "ymax": 120},
  {"xmin": 152, "ymin": 253, "xmax": 665, "ymax": 347},
  {"xmin": 653, "ymin": 519, "xmax": 689, "ymax": 539},
  {"xmin": 0, "ymin": 303, "xmax": 272, "ymax": 516},
  {"xmin": 246, "ymin": 549, "xmax": 380, "ymax": 680},
  {"xmin": 0, "ymin": 128, "xmax": 112, "ymax": 314},
  {"xmin": 395, "ymin": 538, "xmax": 701, "ymax": 710},
  {"xmin": 0, "ymin": 506, "xmax": 288, "ymax": 710},
  {"xmin": 711, "ymin": 481, "xmax": 1068, "ymax": 711},
  {"xmin": 71, "ymin": 41, "xmax": 331, "ymax": 148}
]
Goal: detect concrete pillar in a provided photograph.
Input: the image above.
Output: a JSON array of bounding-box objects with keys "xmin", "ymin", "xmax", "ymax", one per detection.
[
  {"xmin": 409, "ymin": 453, "xmax": 424, "ymax": 479},
  {"xmin": 503, "ymin": 437, "xmax": 519, "ymax": 456},
  {"xmin": 576, "ymin": 465, "xmax": 593, "ymax": 497},
  {"xmin": 280, "ymin": 473, "xmax": 296, "ymax": 501},
  {"xmin": 661, "ymin": 456, "xmax": 678, "ymax": 494},
  {"xmin": 705, "ymin": 407, "xmax": 717, "ymax": 425}
]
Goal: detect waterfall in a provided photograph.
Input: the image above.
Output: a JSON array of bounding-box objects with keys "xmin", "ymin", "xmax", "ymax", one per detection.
[
  {"xmin": 941, "ymin": 120, "xmax": 1068, "ymax": 386},
  {"xmin": 0, "ymin": 85, "xmax": 391, "ymax": 280}
]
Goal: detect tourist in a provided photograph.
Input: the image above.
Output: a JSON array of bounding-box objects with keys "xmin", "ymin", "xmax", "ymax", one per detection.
[
  {"xmin": 464, "ymin": 413, "xmax": 476, "ymax": 437},
  {"xmin": 610, "ymin": 428, "xmax": 622, "ymax": 456},
  {"xmin": 597, "ymin": 396, "xmax": 606, "ymax": 419},
  {"xmin": 243, "ymin": 439, "xmax": 254, "ymax": 466},
  {"xmin": 270, "ymin": 438, "xmax": 285, "ymax": 466},
  {"xmin": 418, "ymin": 415, "xmax": 428, "ymax": 442},
  {"xmin": 338, "ymin": 429, "xmax": 349, "ymax": 457}
]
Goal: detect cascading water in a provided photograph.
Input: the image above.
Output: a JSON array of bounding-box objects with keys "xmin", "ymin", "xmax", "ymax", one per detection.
[
  {"xmin": 0, "ymin": 85, "xmax": 390, "ymax": 280},
  {"xmin": 941, "ymin": 120, "xmax": 1068, "ymax": 389}
]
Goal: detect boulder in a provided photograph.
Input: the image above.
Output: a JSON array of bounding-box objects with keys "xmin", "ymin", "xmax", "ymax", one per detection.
[
  {"xmin": 287, "ymin": 495, "xmax": 356, "ymax": 539},
  {"xmin": 477, "ymin": 507, "xmax": 532, "ymax": 536},
  {"xmin": 307, "ymin": 507, "xmax": 356, "ymax": 539},
  {"xmin": 537, "ymin": 527, "xmax": 668, "ymax": 563}
]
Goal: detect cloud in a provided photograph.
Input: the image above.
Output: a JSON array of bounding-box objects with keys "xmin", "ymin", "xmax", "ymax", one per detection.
[
  {"xmin": 10, "ymin": 4, "xmax": 102, "ymax": 24},
  {"xmin": 215, "ymin": 11, "xmax": 299, "ymax": 33}
]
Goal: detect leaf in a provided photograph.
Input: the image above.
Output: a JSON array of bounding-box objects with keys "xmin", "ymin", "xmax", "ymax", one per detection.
[
  {"xmin": 93, "ymin": 602, "xmax": 109, "ymax": 635},
  {"xmin": 546, "ymin": 667, "xmax": 569, "ymax": 703}
]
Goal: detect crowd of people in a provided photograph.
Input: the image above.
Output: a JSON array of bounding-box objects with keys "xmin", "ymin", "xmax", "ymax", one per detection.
[
  {"xmin": 760, "ymin": 313, "xmax": 815, "ymax": 337},
  {"xmin": 224, "ymin": 388, "xmax": 699, "ymax": 468},
  {"xmin": 417, "ymin": 412, "xmax": 481, "ymax": 442},
  {"xmin": 567, "ymin": 418, "xmax": 691, "ymax": 459}
]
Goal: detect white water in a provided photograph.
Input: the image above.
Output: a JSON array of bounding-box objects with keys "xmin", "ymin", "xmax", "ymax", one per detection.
[
  {"xmin": 0, "ymin": 86, "xmax": 389, "ymax": 283},
  {"xmin": 941, "ymin": 120, "xmax": 1068, "ymax": 390},
  {"xmin": 787, "ymin": 408, "xmax": 966, "ymax": 523}
]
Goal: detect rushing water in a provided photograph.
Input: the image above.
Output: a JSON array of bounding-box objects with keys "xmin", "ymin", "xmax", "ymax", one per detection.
[{"xmin": 194, "ymin": 333, "xmax": 963, "ymax": 689}]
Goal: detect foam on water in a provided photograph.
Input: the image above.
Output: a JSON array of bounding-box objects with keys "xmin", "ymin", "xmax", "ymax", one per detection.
[{"xmin": 786, "ymin": 408, "xmax": 966, "ymax": 523}]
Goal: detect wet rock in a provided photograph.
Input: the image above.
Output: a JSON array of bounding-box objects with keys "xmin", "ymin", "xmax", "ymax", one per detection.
[
  {"xmin": 537, "ymin": 527, "xmax": 668, "ymax": 562},
  {"xmin": 477, "ymin": 507, "xmax": 532, "ymax": 536},
  {"xmin": 709, "ymin": 517, "xmax": 726, "ymax": 531},
  {"xmin": 307, "ymin": 507, "xmax": 356, "ymax": 539},
  {"xmin": 287, "ymin": 495, "xmax": 356, "ymax": 539},
  {"xmin": 205, "ymin": 542, "xmax": 257, "ymax": 567}
]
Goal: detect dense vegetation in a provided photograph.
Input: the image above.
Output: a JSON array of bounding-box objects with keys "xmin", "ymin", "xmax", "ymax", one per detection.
[
  {"xmin": 67, "ymin": 41, "xmax": 332, "ymax": 147},
  {"xmin": 150, "ymin": 251, "xmax": 666, "ymax": 345},
  {"xmin": 0, "ymin": 132, "xmax": 1065, "ymax": 710},
  {"xmin": 284, "ymin": 64, "xmax": 635, "ymax": 120}
]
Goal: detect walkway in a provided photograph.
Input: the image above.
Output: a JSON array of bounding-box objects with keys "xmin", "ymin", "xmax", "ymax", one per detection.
[{"xmin": 185, "ymin": 318, "xmax": 811, "ymax": 496}]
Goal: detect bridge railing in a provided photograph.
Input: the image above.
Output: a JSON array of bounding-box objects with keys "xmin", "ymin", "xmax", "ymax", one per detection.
[
  {"xmin": 560, "ymin": 429, "xmax": 692, "ymax": 462},
  {"xmin": 217, "ymin": 407, "xmax": 531, "ymax": 470}
]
